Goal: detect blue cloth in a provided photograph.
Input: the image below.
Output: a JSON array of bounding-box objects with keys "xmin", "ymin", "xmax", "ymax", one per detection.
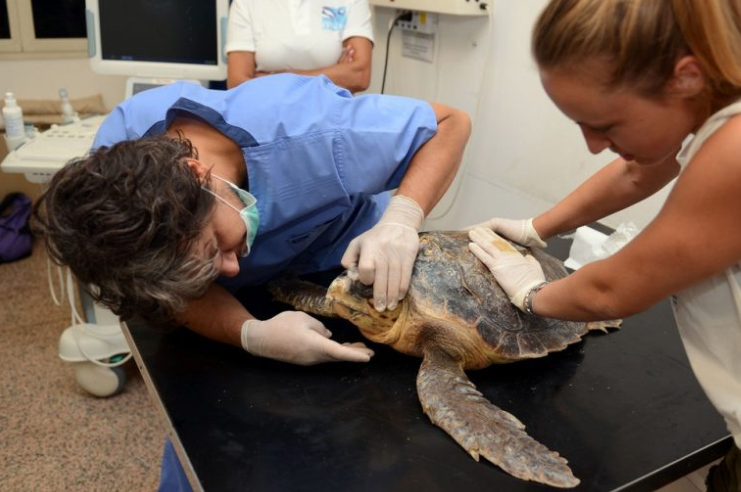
[
  {"xmin": 94, "ymin": 74, "xmax": 437, "ymax": 288},
  {"xmin": 158, "ymin": 438, "xmax": 193, "ymax": 492},
  {"xmin": 95, "ymin": 75, "xmax": 438, "ymax": 490}
]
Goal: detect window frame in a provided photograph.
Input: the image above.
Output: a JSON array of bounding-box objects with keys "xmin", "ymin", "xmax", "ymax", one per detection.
[
  {"xmin": 0, "ymin": 0, "xmax": 22, "ymax": 53},
  {"xmin": 0, "ymin": 0, "xmax": 86, "ymax": 57}
]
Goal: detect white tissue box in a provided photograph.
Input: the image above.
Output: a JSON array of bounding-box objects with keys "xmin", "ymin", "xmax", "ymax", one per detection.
[{"xmin": 564, "ymin": 223, "xmax": 639, "ymax": 270}]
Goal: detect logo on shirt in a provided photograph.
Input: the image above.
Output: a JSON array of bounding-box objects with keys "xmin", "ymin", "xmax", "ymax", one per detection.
[{"xmin": 322, "ymin": 6, "xmax": 347, "ymax": 31}]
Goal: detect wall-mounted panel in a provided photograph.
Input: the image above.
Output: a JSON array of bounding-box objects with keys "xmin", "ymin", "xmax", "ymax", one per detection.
[{"xmin": 369, "ymin": 0, "xmax": 488, "ymax": 16}]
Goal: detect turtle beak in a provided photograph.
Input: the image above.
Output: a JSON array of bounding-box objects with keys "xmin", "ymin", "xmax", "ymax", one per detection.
[
  {"xmin": 328, "ymin": 270, "xmax": 374, "ymax": 306},
  {"xmin": 347, "ymin": 274, "xmax": 374, "ymax": 300}
]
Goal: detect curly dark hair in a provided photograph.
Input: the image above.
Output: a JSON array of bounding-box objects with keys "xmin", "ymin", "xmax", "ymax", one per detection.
[{"xmin": 32, "ymin": 135, "xmax": 219, "ymax": 329}]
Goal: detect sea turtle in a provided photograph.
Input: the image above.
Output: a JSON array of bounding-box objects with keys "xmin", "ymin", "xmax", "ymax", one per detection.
[{"xmin": 268, "ymin": 230, "xmax": 619, "ymax": 488}]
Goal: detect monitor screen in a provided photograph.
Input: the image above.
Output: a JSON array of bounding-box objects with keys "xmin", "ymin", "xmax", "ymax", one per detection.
[{"xmin": 86, "ymin": 0, "xmax": 228, "ymax": 80}]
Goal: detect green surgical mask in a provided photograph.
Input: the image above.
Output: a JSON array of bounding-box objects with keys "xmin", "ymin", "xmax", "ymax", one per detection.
[{"xmin": 203, "ymin": 175, "xmax": 260, "ymax": 257}]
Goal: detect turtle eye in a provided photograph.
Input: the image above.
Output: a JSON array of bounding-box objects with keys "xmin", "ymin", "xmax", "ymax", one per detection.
[{"xmin": 348, "ymin": 278, "xmax": 374, "ymax": 299}]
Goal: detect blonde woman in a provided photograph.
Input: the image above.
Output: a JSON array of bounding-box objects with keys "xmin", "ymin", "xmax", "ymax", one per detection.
[{"xmin": 468, "ymin": 1, "xmax": 741, "ymax": 488}]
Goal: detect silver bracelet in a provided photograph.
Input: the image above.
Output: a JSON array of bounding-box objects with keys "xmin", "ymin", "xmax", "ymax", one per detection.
[{"xmin": 524, "ymin": 282, "xmax": 548, "ymax": 315}]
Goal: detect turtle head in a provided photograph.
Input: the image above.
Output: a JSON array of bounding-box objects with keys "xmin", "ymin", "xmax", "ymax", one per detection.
[{"xmin": 327, "ymin": 268, "xmax": 404, "ymax": 343}]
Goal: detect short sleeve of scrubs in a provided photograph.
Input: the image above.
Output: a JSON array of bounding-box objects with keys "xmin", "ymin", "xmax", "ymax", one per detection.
[
  {"xmin": 92, "ymin": 85, "xmax": 188, "ymax": 148},
  {"xmin": 92, "ymin": 75, "xmax": 437, "ymax": 203},
  {"xmin": 228, "ymin": 75, "xmax": 437, "ymax": 211},
  {"xmin": 334, "ymin": 92, "xmax": 437, "ymax": 194},
  {"xmin": 93, "ymin": 109, "xmax": 131, "ymax": 149}
]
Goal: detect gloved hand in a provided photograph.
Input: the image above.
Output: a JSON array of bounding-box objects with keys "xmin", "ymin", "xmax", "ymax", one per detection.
[
  {"xmin": 464, "ymin": 217, "xmax": 547, "ymax": 248},
  {"xmin": 241, "ymin": 311, "xmax": 375, "ymax": 365},
  {"xmin": 468, "ymin": 227, "xmax": 546, "ymax": 312},
  {"xmin": 341, "ymin": 194, "xmax": 424, "ymax": 312}
]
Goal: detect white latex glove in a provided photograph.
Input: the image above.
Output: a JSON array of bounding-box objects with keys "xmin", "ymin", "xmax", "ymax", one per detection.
[
  {"xmin": 241, "ymin": 311, "xmax": 375, "ymax": 365},
  {"xmin": 464, "ymin": 217, "xmax": 547, "ymax": 248},
  {"xmin": 341, "ymin": 194, "xmax": 424, "ymax": 312},
  {"xmin": 468, "ymin": 227, "xmax": 546, "ymax": 312}
]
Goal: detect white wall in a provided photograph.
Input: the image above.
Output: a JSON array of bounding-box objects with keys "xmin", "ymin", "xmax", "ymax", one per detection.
[
  {"xmin": 369, "ymin": 1, "xmax": 672, "ymax": 232},
  {"xmin": 0, "ymin": 57, "xmax": 127, "ymax": 200},
  {"xmin": 0, "ymin": 57, "xmax": 127, "ymax": 113}
]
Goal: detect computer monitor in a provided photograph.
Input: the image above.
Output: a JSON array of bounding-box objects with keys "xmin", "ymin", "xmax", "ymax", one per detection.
[{"xmin": 85, "ymin": 0, "xmax": 228, "ymax": 81}]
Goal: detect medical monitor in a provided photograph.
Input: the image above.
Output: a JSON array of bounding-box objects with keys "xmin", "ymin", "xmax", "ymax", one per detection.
[{"xmin": 85, "ymin": 0, "xmax": 228, "ymax": 80}]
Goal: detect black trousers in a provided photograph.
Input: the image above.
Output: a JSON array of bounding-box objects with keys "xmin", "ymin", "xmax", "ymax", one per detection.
[{"xmin": 707, "ymin": 444, "xmax": 741, "ymax": 492}]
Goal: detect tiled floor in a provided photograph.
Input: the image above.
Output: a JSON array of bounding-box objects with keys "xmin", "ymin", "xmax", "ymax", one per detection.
[
  {"xmin": 656, "ymin": 461, "xmax": 719, "ymax": 492},
  {"xmin": 0, "ymin": 244, "xmax": 163, "ymax": 491}
]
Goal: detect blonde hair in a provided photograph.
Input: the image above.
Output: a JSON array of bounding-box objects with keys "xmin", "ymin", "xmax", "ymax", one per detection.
[{"xmin": 533, "ymin": 0, "xmax": 741, "ymax": 109}]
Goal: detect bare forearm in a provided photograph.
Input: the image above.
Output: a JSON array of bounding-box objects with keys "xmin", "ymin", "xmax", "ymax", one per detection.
[
  {"xmin": 534, "ymin": 156, "xmax": 679, "ymax": 239},
  {"xmin": 533, "ymin": 263, "xmax": 642, "ymax": 321},
  {"xmin": 177, "ymin": 283, "xmax": 252, "ymax": 347},
  {"xmin": 291, "ymin": 37, "xmax": 372, "ymax": 93},
  {"xmin": 534, "ymin": 161, "xmax": 639, "ymax": 238},
  {"xmin": 291, "ymin": 64, "xmax": 370, "ymax": 93},
  {"xmin": 227, "ymin": 51, "xmax": 257, "ymax": 89},
  {"xmin": 397, "ymin": 105, "xmax": 471, "ymax": 214}
]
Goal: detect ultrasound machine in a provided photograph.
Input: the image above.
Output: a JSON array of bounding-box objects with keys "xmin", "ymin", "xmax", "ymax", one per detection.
[{"xmin": 1, "ymin": 0, "xmax": 228, "ymax": 397}]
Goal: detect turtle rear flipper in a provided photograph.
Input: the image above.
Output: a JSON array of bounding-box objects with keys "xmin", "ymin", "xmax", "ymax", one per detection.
[
  {"xmin": 417, "ymin": 347, "xmax": 580, "ymax": 488},
  {"xmin": 586, "ymin": 319, "xmax": 622, "ymax": 333}
]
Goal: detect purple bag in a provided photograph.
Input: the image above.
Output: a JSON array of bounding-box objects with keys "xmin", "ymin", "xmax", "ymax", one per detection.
[{"xmin": 0, "ymin": 193, "xmax": 32, "ymax": 263}]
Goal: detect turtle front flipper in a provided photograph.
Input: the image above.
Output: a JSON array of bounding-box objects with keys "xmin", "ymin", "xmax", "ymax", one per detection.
[
  {"xmin": 417, "ymin": 347, "xmax": 580, "ymax": 488},
  {"xmin": 267, "ymin": 276, "xmax": 337, "ymax": 318}
]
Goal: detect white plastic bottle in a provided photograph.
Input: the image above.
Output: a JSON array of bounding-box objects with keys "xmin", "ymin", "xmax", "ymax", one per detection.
[
  {"xmin": 3, "ymin": 92, "xmax": 26, "ymax": 151},
  {"xmin": 59, "ymin": 88, "xmax": 78, "ymax": 124}
]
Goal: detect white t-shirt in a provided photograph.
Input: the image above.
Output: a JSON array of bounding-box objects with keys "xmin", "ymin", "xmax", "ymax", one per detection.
[
  {"xmin": 673, "ymin": 99, "xmax": 741, "ymax": 448},
  {"xmin": 225, "ymin": 0, "xmax": 374, "ymax": 73}
]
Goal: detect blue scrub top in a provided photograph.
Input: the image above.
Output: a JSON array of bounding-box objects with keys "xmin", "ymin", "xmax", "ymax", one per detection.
[{"xmin": 93, "ymin": 74, "xmax": 437, "ymax": 288}]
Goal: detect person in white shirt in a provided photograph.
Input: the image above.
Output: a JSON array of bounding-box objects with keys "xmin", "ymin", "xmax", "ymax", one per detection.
[
  {"xmin": 467, "ymin": 0, "xmax": 741, "ymax": 490},
  {"xmin": 225, "ymin": 0, "xmax": 374, "ymax": 92}
]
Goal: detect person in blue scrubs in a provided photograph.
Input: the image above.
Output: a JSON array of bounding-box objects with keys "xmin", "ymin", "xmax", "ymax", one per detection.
[{"xmin": 34, "ymin": 74, "xmax": 470, "ymax": 491}]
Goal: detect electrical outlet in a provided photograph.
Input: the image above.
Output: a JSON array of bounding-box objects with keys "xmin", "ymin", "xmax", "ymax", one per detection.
[{"xmin": 395, "ymin": 11, "xmax": 438, "ymax": 35}]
